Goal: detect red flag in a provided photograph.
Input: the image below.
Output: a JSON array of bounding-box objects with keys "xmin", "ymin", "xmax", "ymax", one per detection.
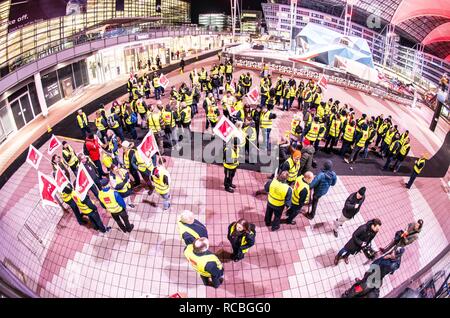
[
  {"xmin": 47, "ymin": 135, "xmax": 62, "ymax": 155},
  {"xmin": 75, "ymin": 163, "xmax": 94, "ymax": 201},
  {"xmin": 55, "ymin": 166, "xmax": 70, "ymax": 191},
  {"xmin": 213, "ymin": 116, "xmax": 240, "ymax": 143},
  {"xmin": 159, "ymin": 73, "xmax": 170, "ymax": 89},
  {"xmin": 318, "ymin": 74, "xmax": 328, "ymax": 90},
  {"xmin": 138, "ymin": 130, "xmax": 159, "ymax": 160},
  {"xmin": 38, "ymin": 171, "xmax": 59, "ymax": 208},
  {"xmin": 26, "ymin": 145, "xmax": 43, "ymax": 170},
  {"xmin": 247, "ymin": 87, "xmax": 260, "ymax": 104}
]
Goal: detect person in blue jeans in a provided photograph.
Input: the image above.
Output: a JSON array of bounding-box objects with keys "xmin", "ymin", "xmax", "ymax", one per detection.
[{"xmin": 306, "ymin": 160, "xmax": 337, "ymax": 220}]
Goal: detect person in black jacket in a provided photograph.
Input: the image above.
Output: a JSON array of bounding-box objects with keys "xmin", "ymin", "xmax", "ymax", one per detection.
[
  {"xmin": 227, "ymin": 219, "xmax": 256, "ymax": 262},
  {"xmin": 333, "ymin": 187, "xmax": 366, "ymax": 237},
  {"xmin": 334, "ymin": 218, "xmax": 382, "ymax": 265}
]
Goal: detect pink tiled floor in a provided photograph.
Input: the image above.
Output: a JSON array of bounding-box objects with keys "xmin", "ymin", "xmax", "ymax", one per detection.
[{"xmin": 0, "ymin": 63, "xmax": 448, "ymax": 298}]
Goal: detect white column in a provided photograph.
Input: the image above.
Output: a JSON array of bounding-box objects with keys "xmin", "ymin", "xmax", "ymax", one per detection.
[{"xmin": 34, "ymin": 72, "xmax": 49, "ymax": 117}]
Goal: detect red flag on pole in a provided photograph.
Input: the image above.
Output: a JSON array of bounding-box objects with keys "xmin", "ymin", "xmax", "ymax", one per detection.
[
  {"xmin": 213, "ymin": 116, "xmax": 240, "ymax": 143},
  {"xmin": 247, "ymin": 87, "xmax": 260, "ymax": 104},
  {"xmin": 26, "ymin": 145, "xmax": 43, "ymax": 170},
  {"xmin": 47, "ymin": 135, "xmax": 62, "ymax": 155},
  {"xmin": 38, "ymin": 171, "xmax": 59, "ymax": 208},
  {"xmin": 159, "ymin": 73, "xmax": 170, "ymax": 89},
  {"xmin": 138, "ymin": 130, "xmax": 159, "ymax": 160},
  {"xmin": 318, "ymin": 74, "xmax": 328, "ymax": 90},
  {"xmin": 55, "ymin": 166, "xmax": 70, "ymax": 192},
  {"xmin": 75, "ymin": 163, "xmax": 94, "ymax": 201}
]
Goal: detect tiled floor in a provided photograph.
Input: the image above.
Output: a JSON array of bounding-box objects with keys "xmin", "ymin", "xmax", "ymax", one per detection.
[{"xmin": 0, "ymin": 61, "xmax": 448, "ymax": 298}]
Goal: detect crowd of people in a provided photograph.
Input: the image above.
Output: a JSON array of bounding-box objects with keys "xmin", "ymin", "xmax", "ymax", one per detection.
[{"xmin": 51, "ymin": 54, "xmax": 428, "ymax": 296}]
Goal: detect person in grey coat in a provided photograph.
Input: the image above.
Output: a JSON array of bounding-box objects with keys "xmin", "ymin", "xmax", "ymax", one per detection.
[
  {"xmin": 299, "ymin": 144, "xmax": 315, "ymax": 175},
  {"xmin": 333, "ymin": 187, "xmax": 366, "ymax": 237},
  {"xmin": 379, "ymin": 219, "xmax": 423, "ymax": 254}
]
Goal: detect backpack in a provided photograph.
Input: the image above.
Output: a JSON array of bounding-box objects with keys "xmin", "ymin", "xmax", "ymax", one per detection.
[{"xmin": 130, "ymin": 112, "xmax": 138, "ymax": 124}]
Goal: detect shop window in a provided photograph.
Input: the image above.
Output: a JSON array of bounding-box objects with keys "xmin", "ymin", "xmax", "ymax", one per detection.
[{"xmin": 41, "ymin": 71, "xmax": 62, "ymax": 107}]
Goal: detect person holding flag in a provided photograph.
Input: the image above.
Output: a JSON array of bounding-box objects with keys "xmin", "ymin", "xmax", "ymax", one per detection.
[
  {"xmin": 223, "ymin": 137, "xmax": 240, "ymax": 193},
  {"xmin": 98, "ymin": 179, "xmax": 134, "ymax": 233},
  {"xmin": 77, "ymin": 153, "xmax": 101, "ymax": 200}
]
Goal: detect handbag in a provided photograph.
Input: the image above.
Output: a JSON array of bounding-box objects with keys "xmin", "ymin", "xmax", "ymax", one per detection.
[{"xmin": 362, "ymin": 244, "xmax": 376, "ymax": 260}]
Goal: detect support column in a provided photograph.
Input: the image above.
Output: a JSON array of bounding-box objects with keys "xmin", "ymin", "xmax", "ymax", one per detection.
[
  {"xmin": 34, "ymin": 72, "xmax": 49, "ymax": 117},
  {"xmin": 289, "ymin": 0, "xmax": 298, "ymax": 50}
]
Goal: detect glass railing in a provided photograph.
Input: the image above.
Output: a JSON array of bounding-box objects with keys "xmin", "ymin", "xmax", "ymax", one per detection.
[{"xmin": 0, "ymin": 24, "xmax": 211, "ymax": 79}]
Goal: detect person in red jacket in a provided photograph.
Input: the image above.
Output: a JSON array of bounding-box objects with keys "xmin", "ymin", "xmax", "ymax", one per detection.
[{"xmin": 85, "ymin": 133, "xmax": 106, "ymax": 177}]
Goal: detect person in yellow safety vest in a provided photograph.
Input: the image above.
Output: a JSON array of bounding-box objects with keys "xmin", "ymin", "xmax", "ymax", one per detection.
[
  {"xmin": 227, "ymin": 219, "xmax": 256, "ymax": 262},
  {"xmin": 61, "ymin": 141, "xmax": 79, "ymax": 175},
  {"xmin": 135, "ymin": 98, "xmax": 148, "ymax": 123},
  {"xmin": 346, "ymin": 124, "xmax": 369, "ymax": 163},
  {"xmin": 224, "ymin": 81, "xmax": 235, "ymax": 95},
  {"xmin": 101, "ymin": 151, "xmax": 114, "ymax": 172},
  {"xmin": 76, "ymin": 109, "xmax": 91, "ymax": 138},
  {"xmin": 221, "ymin": 91, "xmax": 235, "ymax": 118},
  {"xmin": 231, "ymin": 96, "xmax": 245, "ymax": 122},
  {"xmin": 61, "ymin": 185, "xmax": 87, "ymax": 225},
  {"xmin": 264, "ymin": 171, "xmax": 292, "ymax": 231},
  {"xmin": 274, "ymin": 77, "xmax": 284, "ymax": 105},
  {"xmin": 241, "ymin": 72, "xmax": 252, "ymax": 94},
  {"xmin": 242, "ymin": 120, "xmax": 257, "ymax": 156},
  {"xmin": 375, "ymin": 119, "xmax": 390, "ymax": 146},
  {"xmin": 282, "ymin": 84, "xmax": 292, "ymax": 111},
  {"xmin": 312, "ymin": 86, "xmax": 322, "ymax": 109},
  {"xmin": 260, "ymin": 105, "xmax": 276, "ymax": 150},
  {"xmin": 290, "ymin": 114, "xmax": 302, "ymax": 142},
  {"xmin": 131, "ymin": 84, "xmax": 142, "ymax": 100},
  {"xmin": 324, "ymin": 109, "xmax": 342, "ymax": 153},
  {"xmin": 223, "ymin": 138, "xmax": 240, "ymax": 193},
  {"xmin": 259, "ymin": 80, "xmax": 270, "ymax": 106},
  {"xmin": 71, "ymin": 189, "xmax": 111, "ymax": 233},
  {"xmin": 177, "ymin": 210, "xmax": 209, "ymax": 245},
  {"xmin": 381, "ymin": 126, "xmax": 397, "ymax": 158},
  {"xmin": 316, "ymin": 102, "xmax": 325, "ymax": 122},
  {"xmin": 121, "ymin": 141, "xmax": 140, "ymax": 187},
  {"xmin": 150, "ymin": 166, "xmax": 171, "ymax": 210},
  {"xmin": 147, "ymin": 105, "xmax": 163, "ymax": 134},
  {"xmin": 162, "ymin": 104, "xmax": 178, "ymax": 147},
  {"xmin": 355, "ymin": 114, "xmax": 367, "ymax": 135},
  {"xmin": 302, "ymin": 87, "xmax": 314, "ymax": 119},
  {"xmin": 206, "ymin": 96, "xmax": 220, "ymax": 131},
  {"xmin": 184, "ymin": 237, "xmax": 224, "ymax": 288},
  {"xmin": 109, "ymin": 164, "xmax": 134, "ymax": 203},
  {"xmin": 284, "ymin": 171, "xmax": 314, "ymax": 225},
  {"xmin": 383, "ymin": 133, "xmax": 402, "ymax": 170},
  {"xmin": 391, "ymin": 137, "xmax": 411, "ymax": 173},
  {"xmin": 132, "ymin": 147, "xmax": 155, "ymax": 194},
  {"xmin": 304, "ymin": 116, "xmax": 321, "ymax": 145},
  {"xmin": 340, "ymin": 120, "xmax": 356, "ymax": 157},
  {"xmin": 280, "ymin": 151, "xmax": 302, "ymax": 185},
  {"xmin": 324, "ymin": 98, "xmax": 333, "ymax": 117},
  {"xmin": 98, "ymin": 178, "xmax": 134, "ymax": 233},
  {"xmin": 179, "ymin": 102, "xmax": 192, "ymax": 141},
  {"xmin": 225, "ymin": 61, "xmax": 233, "ymax": 82},
  {"xmin": 152, "ymin": 72, "xmax": 162, "ymax": 100},
  {"xmin": 313, "ymin": 121, "xmax": 326, "ymax": 152},
  {"xmin": 406, "ymin": 153, "xmax": 428, "ymax": 189},
  {"xmin": 95, "ymin": 110, "xmax": 108, "ymax": 142},
  {"xmin": 400, "ymin": 130, "xmax": 409, "ymax": 144}
]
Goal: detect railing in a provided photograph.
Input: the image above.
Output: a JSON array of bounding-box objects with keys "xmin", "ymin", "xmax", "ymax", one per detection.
[{"xmin": 0, "ymin": 24, "xmax": 213, "ymax": 79}]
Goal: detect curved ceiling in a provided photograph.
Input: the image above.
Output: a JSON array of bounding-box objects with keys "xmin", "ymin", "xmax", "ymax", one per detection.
[
  {"xmin": 391, "ymin": 0, "xmax": 450, "ymax": 25},
  {"xmin": 422, "ymin": 22, "xmax": 450, "ymax": 46}
]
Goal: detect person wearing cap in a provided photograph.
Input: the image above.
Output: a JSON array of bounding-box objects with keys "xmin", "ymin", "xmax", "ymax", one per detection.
[
  {"xmin": 284, "ymin": 171, "xmax": 314, "ymax": 225},
  {"xmin": 76, "ymin": 109, "xmax": 90, "ymax": 139},
  {"xmin": 279, "ymin": 151, "xmax": 302, "ymax": 186},
  {"xmin": 223, "ymin": 137, "xmax": 240, "ymax": 193},
  {"xmin": 98, "ymin": 178, "xmax": 134, "ymax": 233},
  {"xmin": 184, "ymin": 237, "xmax": 224, "ymax": 288},
  {"xmin": 333, "ymin": 187, "xmax": 366, "ymax": 238},
  {"xmin": 177, "ymin": 210, "xmax": 208, "ymax": 245},
  {"xmin": 110, "ymin": 164, "xmax": 135, "ymax": 208},
  {"xmin": 150, "ymin": 166, "xmax": 171, "ymax": 210},
  {"xmin": 405, "ymin": 154, "xmax": 427, "ymax": 189},
  {"xmin": 306, "ymin": 160, "xmax": 337, "ymax": 220},
  {"xmin": 264, "ymin": 171, "xmax": 292, "ymax": 231}
]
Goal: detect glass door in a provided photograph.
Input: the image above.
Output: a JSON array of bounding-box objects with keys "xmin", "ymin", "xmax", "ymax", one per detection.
[{"xmin": 9, "ymin": 93, "xmax": 35, "ymax": 130}]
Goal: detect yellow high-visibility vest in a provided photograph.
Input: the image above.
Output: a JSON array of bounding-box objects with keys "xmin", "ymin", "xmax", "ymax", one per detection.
[
  {"xmin": 356, "ymin": 129, "xmax": 369, "ymax": 147},
  {"xmin": 77, "ymin": 113, "xmax": 88, "ymax": 128},
  {"xmin": 184, "ymin": 244, "xmax": 223, "ymax": 278},
  {"xmin": 151, "ymin": 168, "xmax": 170, "ymax": 195},
  {"xmin": 229, "ymin": 223, "xmax": 254, "ymax": 253},
  {"xmin": 305, "ymin": 122, "xmax": 320, "ymax": 142},
  {"xmin": 260, "ymin": 111, "xmax": 272, "ymax": 129},
  {"xmin": 292, "ymin": 176, "xmax": 310, "ymax": 206},
  {"xmin": 223, "ymin": 147, "xmax": 239, "ymax": 170},
  {"xmin": 98, "ymin": 189, "xmax": 123, "ymax": 214},
  {"xmin": 72, "ymin": 192, "xmax": 93, "ymax": 214},
  {"xmin": 286, "ymin": 157, "xmax": 300, "ymax": 182},
  {"xmin": 343, "ymin": 125, "xmax": 355, "ymax": 142},
  {"xmin": 414, "ymin": 158, "xmax": 426, "ymax": 174},
  {"xmin": 267, "ymin": 179, "xmax": 289, "ymax": 207},
  {"xmin": 147, "ymin": 112, "xmax": 162, "ymax": 133}
]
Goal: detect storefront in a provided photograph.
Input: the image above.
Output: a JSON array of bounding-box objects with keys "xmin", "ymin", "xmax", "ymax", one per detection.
[{"xmin": 41, "ymin": 60, "xmax": 89, "ymax": 107}]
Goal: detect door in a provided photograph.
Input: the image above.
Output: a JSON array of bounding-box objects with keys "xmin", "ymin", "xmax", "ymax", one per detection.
[{"xmin": 9, "ymin": 93, "xmax": 35, "ymax": 130}]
